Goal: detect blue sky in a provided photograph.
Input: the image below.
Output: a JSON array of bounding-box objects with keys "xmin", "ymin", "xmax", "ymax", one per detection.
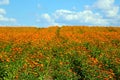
[{"xmin": 0, "ymin": 0, "xmax": 120, "ymax": 27}]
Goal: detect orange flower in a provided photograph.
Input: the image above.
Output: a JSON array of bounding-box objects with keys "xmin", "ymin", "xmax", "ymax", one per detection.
[
  {"xmin": 59, "ymin": 61, "xmax": 63, "ymax": 65},
  {"xmin": 39, "ymin": 64, "xmax": 44, "ymax": 67},
  {"xmin": 6, "ymin": 58, "xmax": 10, "ymax": 62}
]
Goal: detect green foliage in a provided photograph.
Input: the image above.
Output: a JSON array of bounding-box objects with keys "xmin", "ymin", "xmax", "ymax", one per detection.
[
  {"xmin": 90, "ymin": 46, "xmax": 102, "ymax": 58},
  {"xmin": 83, "ymin": 42, "xmax": 90, "ymax": 49},
  {"xmin": 83, "ymin": 42, "xmax": 102, "ymax": 58},
  {"xmin": 0, "ymin": 66, "xmax": 8, "ymax": 80},
  {"xmin": 111, "ymin": 39, "xmax": 120, "ymax": 46}
]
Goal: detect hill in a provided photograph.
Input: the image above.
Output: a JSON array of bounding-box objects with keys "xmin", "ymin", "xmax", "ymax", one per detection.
[{"xmin": 0, "ymin": 26, "xmax": 120, "ymax": 80}]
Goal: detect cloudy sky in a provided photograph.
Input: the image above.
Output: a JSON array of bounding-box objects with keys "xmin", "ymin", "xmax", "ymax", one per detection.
[{"xmin": 0, "ymin": 0, "xmax": 120, "ymax": 27}]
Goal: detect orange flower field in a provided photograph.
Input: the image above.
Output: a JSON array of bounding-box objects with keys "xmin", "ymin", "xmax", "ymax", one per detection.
[{"xmin": 0, "ymin": 26, "xmax": 120, "ymax": 80}]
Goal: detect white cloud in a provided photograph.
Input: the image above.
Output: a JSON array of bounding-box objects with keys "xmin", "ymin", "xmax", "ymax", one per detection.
[
  {"xmin": 0, "ymin": 1, "xmax": 16, "ymax": 25},
  {"xmin": 0, "ymin": 9, "xmax": 16, "ymax": 23},
  {"xmin": 0, "ymin": 0, "xmax": 9, "ymax": 5},
  {"xmin": 54, "ymin": 9, "xmax": 108, "ymax": 25},
  {"xmin": 105, "ymin": 7, "xmax": 119, "ymax": 17},
  {"xmin": 37, "ymin": 9, "xmax": 109, "ymax": 26},
  {"xmin": 54, "ymin": 9, "xmax": 77, "ymax": 20},
  {"xmin": 41, "ymin": 14, "xmax": 54, "ymax": 23},
  {"xmin": 0, "ymin": 8, "xmax": 6, "ymax": 14},
  {"xmin": 36, "ymin": 13, "xmax": 58, "ymax": 26},
  {"xmin": 37, "ymin": 0, "xmax": 120, "ymax": 26},
  {"xmin": 94, "ymin": 0, "xmax": 114, "ymax": 9},
  {"xmin": 90, "ymin": 0, "xmax": 120, "ymax": 26},
  {"xmin": 0, "ymin": 14, "xmax": 16, "ymax": 22},
  {"xmin": 93, "ymin": 0, "xmax": 119, "ymax": 17}
]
